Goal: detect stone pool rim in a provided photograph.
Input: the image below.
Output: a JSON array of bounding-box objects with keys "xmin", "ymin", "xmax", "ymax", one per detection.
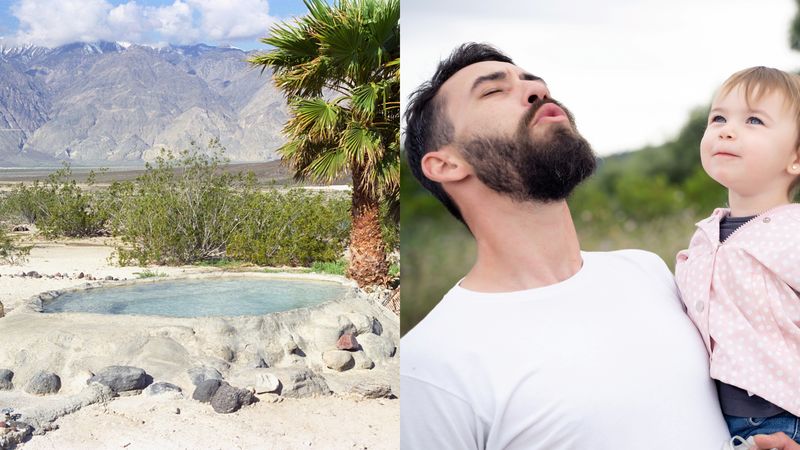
[{"xmin": 22, "ymin": 271, "xmax": 359, "ymax": 318}]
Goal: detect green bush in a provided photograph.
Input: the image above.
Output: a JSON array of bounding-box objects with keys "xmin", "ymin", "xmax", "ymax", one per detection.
[
  {"xmin": 2, "ymin": 166, "xmax": 108, "ymax": 238},
  {"xmin": 227, "ymin": 189, "xmax": 350, "ymax": 266},
  {"xmin": 108, "ymin": 145, "xmax": 257, "ymax": 265}
]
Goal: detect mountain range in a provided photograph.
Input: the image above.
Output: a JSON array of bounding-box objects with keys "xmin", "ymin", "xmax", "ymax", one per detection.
[{"xmin": 0, "ymin": 41, "xmax": 289, "ymax": 166}]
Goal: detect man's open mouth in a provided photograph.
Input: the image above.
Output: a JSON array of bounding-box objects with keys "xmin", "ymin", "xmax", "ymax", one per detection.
[{"xmin": 531, "ymin": 103, "xmax": 567, "ymax": 126}]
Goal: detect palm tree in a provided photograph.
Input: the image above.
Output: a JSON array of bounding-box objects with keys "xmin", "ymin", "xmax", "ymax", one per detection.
[{"xmin": 249, "ymin": 0, "xmax": 399, "ymax": 287}]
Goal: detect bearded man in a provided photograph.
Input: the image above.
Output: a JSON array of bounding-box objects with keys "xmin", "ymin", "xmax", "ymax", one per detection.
[{"xmin": 400, "ymin": 43, "xmax": 737, "ymax": 450}]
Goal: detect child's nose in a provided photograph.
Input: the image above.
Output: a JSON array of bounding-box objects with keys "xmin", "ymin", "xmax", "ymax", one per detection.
[{"xmin": 719, "ymin": 126, "xmax": 735, "ymax": 140}]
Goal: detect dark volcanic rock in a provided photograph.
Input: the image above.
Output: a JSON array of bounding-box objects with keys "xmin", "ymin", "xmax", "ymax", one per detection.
[
  {"xmin": 192, "ymin": 379, "xmax": 221, "ymax": 403},
  {"xmin": 24, "ymin": 371, "xmax": 60, "ymax": 395},
  {"xmin": 87, "ymin": 366, "xmax": 150, "ymax": 393},
  {"xmin": 0, "ymin": 369, "xmax": 13, "ymax": 390},
  {"xmin": 209, "ymin": 382, "xmax": 254, "ymax": 414}
]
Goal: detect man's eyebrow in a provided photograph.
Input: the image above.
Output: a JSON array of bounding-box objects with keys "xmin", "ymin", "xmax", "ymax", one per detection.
[{"xmin": 470, "ymin": 71, "xmax": 544, "ymax": 93}]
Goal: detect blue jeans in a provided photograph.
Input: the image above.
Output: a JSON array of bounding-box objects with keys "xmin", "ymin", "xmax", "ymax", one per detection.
[{"xmin": 725, "ymin": 412, "xmax": 800, "ymax": 443}]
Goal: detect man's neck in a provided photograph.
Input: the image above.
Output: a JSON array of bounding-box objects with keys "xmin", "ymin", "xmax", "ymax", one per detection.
[{"xmin": 459, "ymin": 196, "xmax": 582, "ymax": 293}]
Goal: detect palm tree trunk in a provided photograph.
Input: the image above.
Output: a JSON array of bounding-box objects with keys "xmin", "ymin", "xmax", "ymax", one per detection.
[{"xmin": 347, "ymin": 164, "xmax": 388, "ymax": 287}]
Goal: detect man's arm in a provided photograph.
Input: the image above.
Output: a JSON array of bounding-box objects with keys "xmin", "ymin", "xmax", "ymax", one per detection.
[
  {"xmin": 754, "ymin": 433, "xmax": 800, "ymax": 450},
  {"xmin": 400, "ymin": 375, "xmax": 485, "ymax": 450}
]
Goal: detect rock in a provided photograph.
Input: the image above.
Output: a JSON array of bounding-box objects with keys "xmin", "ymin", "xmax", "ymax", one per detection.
[
  {"xmin": 24, "ymin": 371, "xmax": 61, "ymax": 395},
  {"xmin": 38, "ymin": 291, "xmax": 59, "ymax": 301},
  {"xmin": 313, "ymin": 326, "xmax": 342, "ymax": 349},
  {"xmin": 337, "ymin": 315, "xmax": 357, "ymax": 336},
  {"xmin": 238, "ymin": 387, "xmax": 256, "ymax": 407},
  {"xmin": 270, "ymin": 368, "xmax": 331, "ymax": 398},
  {"xmin": 0, "ymin": 369, "xmax": 13, "ymax": 390},
  {"xmin": 192, "ymin": 379, "xmax": 221, "ymax": 403},
  {"xmin": 173, "ymin": 407, "xmax": 180, "ymax": 414},
  {"xmin": 228, "ymin": 369, "xmax": 281, "ymax": 394},
  {"xmin": 143, "ymin": 382, "xmax": 182, "ymax": 396},
  {"xmin": 348, "ymin": 314, "xmax": 374, "ymax": 335},
  {"xmin": 0, "ymin": 301, "xmax": 4, "ymax": 319},
  {"xmin": 26, "ymin": 271, "xmax": 40, "ymax": 279},
  {"xmin": 322, "ymin": 350, "xmax": 355, "ymax": 371},
  {"xmin": 88, "ymin": 366, "xmax": 150, "ymax": 393},
  {"xmin": 336, "ymin": 334, "xmax": 360, "ymax": 351},
  {"xmin": 351, "ymin": 351, "xmax": 375, "ymax": 370},
  {"xmin": 254, "ymin": 373, "xmax": 281, "ymax": 394},
  {"xmin": 357, "ymin": 333, "xmax": 396, "ymax": 360},
  {"xmin": 210, "ymin": 382, "xmax": 247, "ymax": 414},
  {"xmin": 372, "ymin": 318, "xmax": 383, "ymax": 336},
  {"xmin": 78, "ymin": 272, "xmax": 84, "ymax": 279},
  {"xmin": 11, "ymin": 225, "xmax": 28, "ymax": 232},
  {"xmin": 104, "ymin": 275, "xmax": 114, "ymax": 281},
  {"xmin": 349, "ymin": 382, "xmax": 394, "ymax": 399},
  {"xmin": 187, "ymin": 366, "xmax": 223, "ymax": 386}
]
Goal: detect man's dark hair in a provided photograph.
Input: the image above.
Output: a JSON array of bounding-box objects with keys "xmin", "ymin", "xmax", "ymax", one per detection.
[{"xmin": 404, "ymin": 43, "xmax": 513, "ymax": 225}]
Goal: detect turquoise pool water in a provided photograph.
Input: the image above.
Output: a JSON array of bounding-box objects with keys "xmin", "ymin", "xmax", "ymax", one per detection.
[{"xmin": 42, "ymin": 278, "xmax": 346, "ymax": 317}]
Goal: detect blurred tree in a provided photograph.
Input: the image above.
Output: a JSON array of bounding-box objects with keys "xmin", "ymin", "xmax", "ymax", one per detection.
[{"xmin": 791, "ymin": 0, "xmax": 800, "ymax": 50}]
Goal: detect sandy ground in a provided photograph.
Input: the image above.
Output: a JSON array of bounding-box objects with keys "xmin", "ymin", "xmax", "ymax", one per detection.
[
  {"xmin": 6, "ymin": 394, "xmax": 398, "ymax": 450},
  {"xmin": 0, "ymin": 234, "xmax": 399, "ymax": 449}
]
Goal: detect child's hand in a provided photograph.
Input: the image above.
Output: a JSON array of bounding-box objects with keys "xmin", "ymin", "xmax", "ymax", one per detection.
[{"xmin": 753, "ymin": 432, "xmax": 800, "ymax": 449}]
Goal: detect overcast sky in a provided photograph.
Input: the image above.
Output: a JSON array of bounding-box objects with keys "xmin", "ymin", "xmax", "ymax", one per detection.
[
  {"xmin": 0, "ymin": 0, "xmax": 309, "ymax": 50},
  {"xmin": 402, "ymin": 0, "xmax": 799, "ymax": 156}
]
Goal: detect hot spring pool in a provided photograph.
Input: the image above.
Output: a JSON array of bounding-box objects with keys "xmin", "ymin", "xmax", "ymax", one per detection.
[{"xmin": 42, "ymin": 277, "xmax": 347, "ymax": 317}]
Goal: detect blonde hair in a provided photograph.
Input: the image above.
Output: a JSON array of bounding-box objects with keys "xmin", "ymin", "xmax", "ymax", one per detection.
[{"xmin": 718, "ymin": 66, "xmax": 800, "ymax": 196}]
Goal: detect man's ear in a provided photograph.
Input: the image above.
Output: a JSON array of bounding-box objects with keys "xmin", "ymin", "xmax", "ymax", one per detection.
[{"xmin": 421, "ymin": 146, "xmax": 470, "ymax": 183}]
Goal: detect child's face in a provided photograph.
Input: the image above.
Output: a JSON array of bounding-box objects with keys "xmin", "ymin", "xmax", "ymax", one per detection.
[{"xmin": 700, "ymin": 85, "xmax": 800, "ymax": 198}]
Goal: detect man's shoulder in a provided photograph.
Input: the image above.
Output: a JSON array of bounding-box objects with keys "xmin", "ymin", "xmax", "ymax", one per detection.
[{"xmin": 586, "ymin": 249, "xmax": 670, "ymax": 275}]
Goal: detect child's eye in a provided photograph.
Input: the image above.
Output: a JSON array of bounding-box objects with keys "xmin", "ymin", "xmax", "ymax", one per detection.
[
  {"xmin": 746, "ymin": 116, "xmax": 764, "ymax": 125},
  {"xmin": 710, "ymin": 115, "xmax": 726, "ymax": 124},
  {"xmin": 482, "ymin": 89, "xmax": 501, "ymax": 97}
]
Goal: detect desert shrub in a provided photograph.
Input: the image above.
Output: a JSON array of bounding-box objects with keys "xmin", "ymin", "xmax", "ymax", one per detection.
[
  {"xmin": 0, "ymin": 227, "xmax": 32, "ymax": 264},
  {"xmin": 2, "ymin": 166, "xmax": 108, "ymax": 238},
  {"xmin": 227, "ymin": 189, "xmax": 350, "ymax": 266},
  {"xmin": 2, "ymin": 183, "xmax": 41, "ymax": 223},
  {"xmin": 108, "ymin": 146, "xmax": 257, "ymax": 265}
]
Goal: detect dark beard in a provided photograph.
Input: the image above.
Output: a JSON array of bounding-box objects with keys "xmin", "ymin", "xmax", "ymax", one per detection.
[{"xmin": 461, "ymin": 100, "xmax": 597, "ymax": 203}]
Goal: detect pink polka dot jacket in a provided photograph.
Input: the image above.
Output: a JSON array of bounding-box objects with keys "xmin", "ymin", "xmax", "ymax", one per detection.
[{"xmin": 675, "ymin": 204, "xmax": 800, "ymax": 416}]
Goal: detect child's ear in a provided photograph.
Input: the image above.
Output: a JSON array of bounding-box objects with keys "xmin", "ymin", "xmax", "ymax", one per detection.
[
  {"xmin": 421, "ymin": 146, "xmax": 471, "ymax": 183},
  {"xmin": 790, "ymin": 150, "xmax": 800, "ymax": 175}
]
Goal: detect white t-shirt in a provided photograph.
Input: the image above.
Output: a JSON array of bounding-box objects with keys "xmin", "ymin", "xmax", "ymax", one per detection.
[{"xmin": 400, "ymin": 250, "xmax": 730, "ymax": 450}]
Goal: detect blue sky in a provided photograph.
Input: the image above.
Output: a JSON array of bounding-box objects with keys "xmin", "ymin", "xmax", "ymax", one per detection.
[{"xmin": 0, "ymin": 0, "xmax": 311, "ymax": 50}]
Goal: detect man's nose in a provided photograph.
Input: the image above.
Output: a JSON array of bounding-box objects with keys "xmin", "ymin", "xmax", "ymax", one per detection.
[{"xmin": 522, "ymin": 81, "xmax": 550, "ymax": 107}]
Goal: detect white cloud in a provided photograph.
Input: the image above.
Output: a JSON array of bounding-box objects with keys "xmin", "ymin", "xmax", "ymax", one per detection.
[
  {"xmin": 148, "ymin": 0, "xmax": 199, "ymax": 44},
  {"xmin": 188, "ymin": 0, "xmax": 275, "ymax": 41},
  {"xmin": 108, "ymin": 1, "xmax": 147, "ymax": 41},
  {"xmin": 11, "ymin": 0, "xmax": 114, "ymax": 47},
  {"xmin": 402, "ymin": 0, "xmax": 799, "ymax": 155},
  {"xmin": 4, "ymin": 0, "xmax": 277, "ymax": 48}
]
